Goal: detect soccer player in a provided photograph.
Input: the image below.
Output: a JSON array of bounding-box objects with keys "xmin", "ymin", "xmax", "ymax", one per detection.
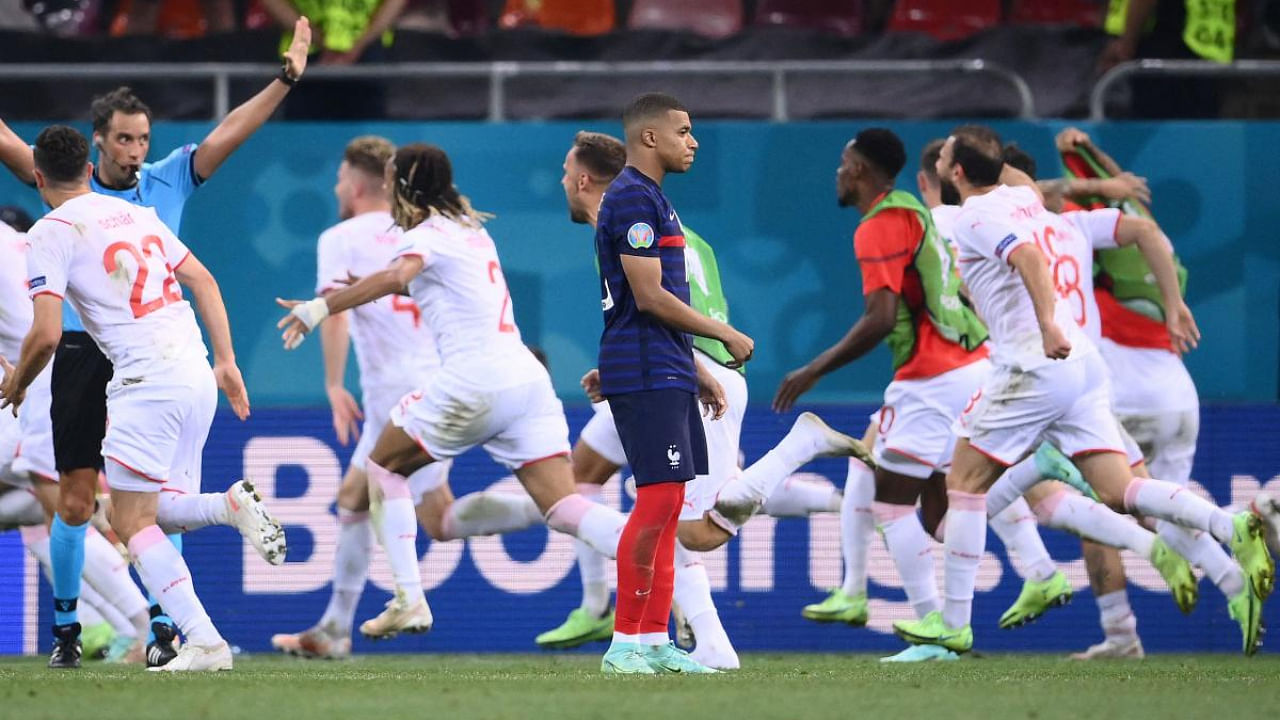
[
  {"xmin": 269, "ymin": 135, "xmax": 448, "ymax": 658},
  {"xmin": 893, "ymin": 126, "xmax": 1274, "ymax": 656},
  {"xmin": 277, "ymin": 143, "xmax": 629, "ymax": 644},
  {"xmin": 0, "ymin": 16, "xmax": 312, "ymax": 667},
  {"xmin": 1, "ymin": 125, "xmax": 273, "ymax": 671}
]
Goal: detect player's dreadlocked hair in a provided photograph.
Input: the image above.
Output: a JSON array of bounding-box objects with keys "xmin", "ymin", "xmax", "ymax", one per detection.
[{"xmin": 390, "ymin": 143, "xmax": 492, "ymax": 230}]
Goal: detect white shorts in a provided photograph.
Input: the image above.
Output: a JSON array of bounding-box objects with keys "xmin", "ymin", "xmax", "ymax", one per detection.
[
  {"xmin": 13, "ymin": 367, "xmax": 55, "ymax": 484},
  {"xmin": 872, "ymin": 359, "xmax": 991, "ymax": 479},
  {"xmin": 103, "ymin": 363, "xmax": 216, "ymax": 494},
  {"xmin": 352, "ymin": 383, "xmax": 419, "ymax": 471},
  {"xmin": 1116, "ymin": 409, "xmax": 1199, "ymax": 485},
  {"xmin": 1098, "ymin": 338, "xmax": 1199, "ymax": 416},
  {"xmin": 0, "ymin": 406, "xmax": 21, "ymax": 490},
  {"xmin": 390, "ymin": 370, "xmax": 570, "ymax": 471},
  {"xmin": 958, "ymin": 352, "xmax": 1125, "ymax": 466},
  {"xmin": 576, "ymin": 352, "xmax": 748, "ymax": 521}
]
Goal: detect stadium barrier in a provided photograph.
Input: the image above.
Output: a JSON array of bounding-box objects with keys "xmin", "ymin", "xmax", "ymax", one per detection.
[{"xmin": 2, "ymin": 403, "xmax": 1277, "ymax": 655}]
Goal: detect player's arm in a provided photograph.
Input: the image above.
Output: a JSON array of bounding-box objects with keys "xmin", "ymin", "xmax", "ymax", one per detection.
[
  {"xmin": 1113, "ymin": 216, "xmax": 1200, "ymax": 352},
  {"xmin": 175, "ymin": 253, "xmax": 251, "ymax": 419},
  {"xmin": 0, "ymin": 295, "xmax": 62, "ymax": 415},
  {"xmin": 619, "ymin": 253, "xmax": 753, "ymax": 366},
  {"xmin": 325, "ymin": 0, "xmax": 407, "ymax": 64},
  {"xmin": 191, "ymin": 16, "xmax": 311, "ymax": 181},
  {"xmin": 0, "ymin": 119, "xmax": 35, "ymax": 185},
  {"xmin": 319, "ymin": 309, "xmax": 362, "ymax": 445},
  {"xmin": 277, "ymin": 255, "xmax": 420, "ymax": 349},
  {"xmin": 1008, "ymin": 244, "xmax": 1071, "ymax": 359},
  {"xmin": 772, "ymin": 288, "xmax": 896, "ymax": 412}
]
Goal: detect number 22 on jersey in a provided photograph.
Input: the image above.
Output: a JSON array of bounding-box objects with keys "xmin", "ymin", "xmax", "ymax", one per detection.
[
  {"xmin": 102, "ymin": 234, "xmax": 181, "ymax": 319},
  {"xmin": 487, "ymin": 260, "xmax": 516, "ymax": 333}
]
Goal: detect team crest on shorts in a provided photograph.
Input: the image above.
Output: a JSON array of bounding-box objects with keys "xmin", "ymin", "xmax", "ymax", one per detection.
[{"xmin": 627, "ymin": 222, "xmax": 655, "ymax": 249}]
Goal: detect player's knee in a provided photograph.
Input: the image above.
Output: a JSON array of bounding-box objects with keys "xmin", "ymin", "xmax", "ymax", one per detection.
[
  {"xmin": 1095, "ymin": 484, "xmax": 1128, "ymax": 513},
  {"xmin": 676, "ymin": 521, "xmax": 728, "ymax": 552},
  {"xmin": 337, "ymin": 477, "xmax": 370, "ymax": 512},
  {"xmin": 57, "ymin": 492, "xmax": 94, "ymax": 526}
]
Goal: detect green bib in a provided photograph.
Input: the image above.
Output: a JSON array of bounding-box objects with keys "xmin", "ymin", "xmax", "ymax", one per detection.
[
  {"xmin": 280, "ymin": 0, "xmax": 394, "ymax": 55},
  {"xmin": 683, "ymin": 226, "xmax": 743, "ymax": 374},
  {"xmin": 862, "ymin": 191, "xmax": 988, "ymax": 370},
  {"xmin": 1105, "ymin": 0, "xmax": 1233, "ymax": 62}
]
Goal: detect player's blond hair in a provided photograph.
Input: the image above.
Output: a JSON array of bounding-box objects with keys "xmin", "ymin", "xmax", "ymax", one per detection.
[
  {"xmin": 390, "ymin": 144, "xmax": 492, "ymax": 230},
  {"xmin": 343, "ymin": 135, "xmax": 394, "ymax": 179}
]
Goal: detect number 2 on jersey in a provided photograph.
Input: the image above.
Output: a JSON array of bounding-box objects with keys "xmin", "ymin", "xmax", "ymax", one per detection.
[
  {"xmin": 102, "ymin": 235, "xmax": 181, "ymax": 319},
  {"xmin": 487, "ymin": 261, "xmax": 516, "ymax": 333}
]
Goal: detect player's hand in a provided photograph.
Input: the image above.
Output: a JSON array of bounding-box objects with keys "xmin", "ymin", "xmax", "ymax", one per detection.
[
  {"xmin": 0, "ymin": 355, "xmax": 24, "ymax": 416},
  {"xmin": 1166, "ymin": 301, "xmax": 1201, "ymax": 355},
  {"xmin": 1055, "ymin": 127, "xmax": 1091, "ymax": 153},
  {"xmin": 1041, "ymin": 322, "xmax": 1072, "ymax": 360},
  {"xmin": 276, "ymin": 297, "xmax": 329, "ymax": 350},
  {"xmin": 214, "ymin": 361, "xmax": 251, "ymax": 420},
  {"xmin": 1098, "ymin": 172, "xmax": 1151, "ymax": 204},
  {"xmin": 327, "ymin": 385, "xmax": 363, "ymax": 446},
  {"xmin": 282, "ymin": 16, "xmax": 311, "ymax": 81},
  {"xmin": 696, "ymin": 368, "xmax": 727, "ymax": 421},
  {"xmin": 580, "ymin": 368, "xmax": 603, "ymax": 403},
  {"xmin": 722, "ymin": 328, "xmax": 754, "ymax": 368},
  {"xmin": 772, "ymin": 365, "xmax": 818, "ymax": 413}
]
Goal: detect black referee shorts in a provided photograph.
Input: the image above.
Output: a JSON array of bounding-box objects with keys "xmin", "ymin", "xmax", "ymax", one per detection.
[{"xmin": 51, "ymin": 331, "xmax": 112, "ymax": 473}]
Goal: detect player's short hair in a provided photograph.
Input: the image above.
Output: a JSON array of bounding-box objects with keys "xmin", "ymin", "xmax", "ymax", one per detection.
[
  {"xmin": 850, "ymin": 127, "xmax": 906, "ymax": 179},
  {"xmin": 0, "ymin": 205, "xmax": 33, "ymax": 232},
  {"xmin": 622, "ymin": 93, "xmax": 687, "ymax": 131},
  {"xmin": 33, "ymin": 125, "xmax": 90, "ymax": 184},
  {"xmin": 920, "ymin": 138, "xmax": 946, "ymax": 181},
  {"xmin": 950, "ymin": 124, "xmax": 1004, "ymax": 187},
  {"xmin": 1001, "ymin": 143, "xmax": 1037, "ymax": 180},
  {"xmin": 390, "ymin": 143, "xmax": 491, "ymax": 230},
  {"xmin": 344, "ymin": 135, "xmax": 394, "ymax": 178},
  {"xmin": 90, "ymin": 86, "xmax": 152, "ymax": 134},
  {"xmin": 572, "ymin": 131, "xmax": 625, "ymax": 183}
]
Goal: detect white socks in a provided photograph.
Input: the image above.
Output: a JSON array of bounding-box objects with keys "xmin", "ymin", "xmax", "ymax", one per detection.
[
  {"xmin": 840, "ymin": 459, "xmax": 876, "ymax": 597},
  {"xmin": 875, "ymin": 503, "xmax": 940, "ymax": 618},
  {"xmin": 761, "ymin": 475, "xmax": 841, "ymax": 517},
  {"xmin": 128, "ymin": 524, "xmax": 221, "ymax": 646},
  {"xmin": 1096, "ymin": 589, "xmax": 1139, "ymax": 644},
  {"xmin": 1123, "ymin": 478, "xmax": 1234, "ymax": 543},
  {"xmin": 320, "ymin": 508, "xmax": 373, "ymax": 633},
  {"xmin": 1033, "ymin": 489, "xmax": 1153, "ymax": 557},
  {"xmin": 985, "ymin": 456, "xmax": 1044, "ymax": 517},
  {"xmin": 368, "ymin": 461, "xmax": 425, "ymax": 601},
  {"xmin": 942, "ymin": 490, "xmax": 987, "ymax": 629},
  {"xmin": 1156, "ymin": 520, "xmax": 1245, "ymax": 598},
  {"xmin": 545, "ymin": 494, "xmax": 625, "ymax": 560},
  {"xmin": 716, "ymin": 423, "xmax": 816, "ymax": 510},
  {"xmin": 157, "ymin": 491, "xmax": 230, "ymax": 533},
  {"xmin": 441, "ymin": 489, "xmax": 542, "ymax": 540},
  {"xmin": 988, "ymin": 497, "xmax": 1057, "ymax": 582},
  {"xmin": 82, "ymin": 528, "xmax": 150, "ymax": 632},
  {"xmin": 572, "ymin": 485, "xmax": 611, "ymax": 617}
]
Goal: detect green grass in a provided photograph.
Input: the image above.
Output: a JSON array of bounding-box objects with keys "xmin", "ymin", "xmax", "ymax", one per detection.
[{"xmin": 2, "ymin": 653, "xmax": 1277, "ymax": 720}]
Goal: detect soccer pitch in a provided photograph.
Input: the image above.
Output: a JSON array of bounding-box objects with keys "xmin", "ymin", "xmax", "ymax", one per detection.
[{"xmin": 2, "ymin": 653, "xmax": 1277, "ymax": 719}]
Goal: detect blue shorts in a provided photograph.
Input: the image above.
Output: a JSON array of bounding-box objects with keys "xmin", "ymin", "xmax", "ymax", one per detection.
[{"xmin": 607, "ymin": 388, "xmax": 707, "ymax": 487}]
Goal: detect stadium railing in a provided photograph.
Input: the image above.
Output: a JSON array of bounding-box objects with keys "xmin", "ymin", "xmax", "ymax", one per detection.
[
  {"xmin": 0, "ymin": 59, "xmax": 1037, "ymax": 121},
  {"xmin": 1090, "ymin": 59, "xmax": 1280, "ymax": 121}
]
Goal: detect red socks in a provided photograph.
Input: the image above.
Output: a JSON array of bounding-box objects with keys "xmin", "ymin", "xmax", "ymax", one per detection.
[{"xmin": 614, "ymin": 481, "xmax": 685, "ymax": 637}]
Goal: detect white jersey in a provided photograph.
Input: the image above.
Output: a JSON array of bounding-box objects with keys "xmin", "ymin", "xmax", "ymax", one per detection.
[
  {"xmin": 26, "ymin": 193, "xmax": 206, "ymax": 378},
  {"xmin": 930, "ymin": 203, "xmax": 961, "ymax": 254},
  {"xmin": 1057, "ymin": 208, "xmax": 1123, "ymax": 341},
  {"xmin": 316, "ymin": 211, "xmax": 440, "ymax": 393},
  {"xmin": 952, "ymin": 184, "xmax": 1093, "ymax": 370},
  {"xmin": 394, "ymin": 215, "xmax": 542, "ymax": 387},
  {"xmin": 0, "ymin": 223, "xmax": 32, "ymax": 359}
]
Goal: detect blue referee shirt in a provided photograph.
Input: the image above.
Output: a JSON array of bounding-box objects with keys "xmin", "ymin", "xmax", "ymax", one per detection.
[{"xmin": 595, "ymin": 166, "xmax": 695, "ymax": 396}]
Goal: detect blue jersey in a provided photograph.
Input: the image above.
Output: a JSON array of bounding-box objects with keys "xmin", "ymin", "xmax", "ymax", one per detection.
[
  {"xmin": 595, "ymin": 166, "xmax": 695, "ymax": 395},
  {"xmin": 61, "ymin": 143, "xmax": 202, "ymax": 331}
]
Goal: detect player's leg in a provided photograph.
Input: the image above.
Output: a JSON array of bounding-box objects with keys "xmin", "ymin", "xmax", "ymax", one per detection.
[
  {"xmin": 1071, "ymin": 540, "xmax": 1144, "ymax": 660},
  {"xmin": 535, "ymin": 429, "xmax": 620, "ymax": 649},
  {"xmin": 803, "ymin": 441, "xmax": 876, "ymax": 624}
]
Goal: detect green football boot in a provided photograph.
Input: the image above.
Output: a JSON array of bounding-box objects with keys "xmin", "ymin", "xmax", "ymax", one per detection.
[
  {"xmin": 879, "ymin": 643, "xmax": 960, "ymax": 663},
  {"xmin": 1035, "ymin": 442, "xmax": 1095, "ymax": 500},
  {"xmin": 536, "ymin": 608, "xmax": 614, "ymax": 649},
  {"xmin": 643, "ymin": 642, "xmax": 718, "ymax": 674},
  {"xmin": 601, "ymin": 642, "xmax": 656, "ymax": 675},
  {"xmin": 1227, "ymin": 582, "xmax": 1264, "ymax": 657},
  {"xmin": 80, "ymin": 622, "xmax": 116, "ymax": 660},
  {"xmin": 893, "ymin": 611, "xmax": 973, "ymax": 654},
  {"xmin": 1230, "ymin": 511, "xmax": 1275, "ymax": 600},
  {"xmin": 801, "ymin": 589, "xmax": 868, "ymax": 626},
  {"xmin": 1149, "ymin": 537, "xmax": 1198, "ymax": 614},
  {"xmin": 999, "ymin": 570, "xmax": 1072, "ymax": 629}
]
